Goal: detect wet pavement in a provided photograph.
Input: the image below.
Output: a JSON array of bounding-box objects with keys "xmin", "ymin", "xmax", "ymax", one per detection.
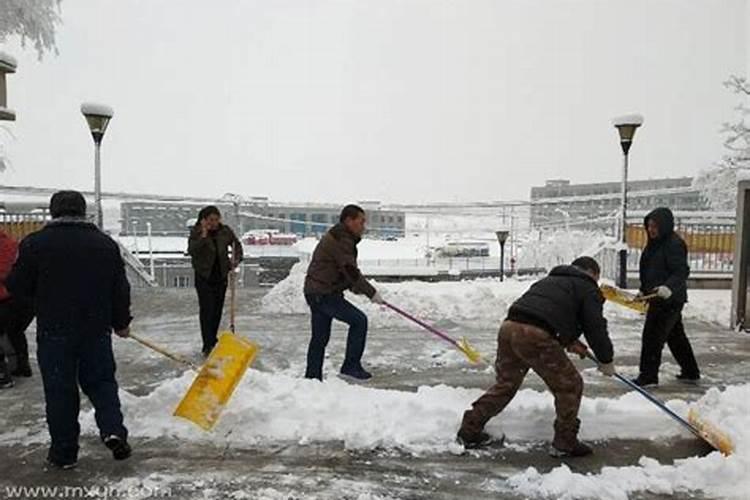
[{"xmin": 0, "ymin": 287, "xmax": 746, "ymax": 499}]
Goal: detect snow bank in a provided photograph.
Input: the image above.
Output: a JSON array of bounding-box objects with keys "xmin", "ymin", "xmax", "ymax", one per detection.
[
  {"xmin": 261, "ymin": 263, "xmax": 732, "ymax": 328},
  {"xmin": 82, "ymin": 367, "xmax": 737, "ymax": 455},
  {"xmin": 260, "ymin": 262, "xmax": 531, "ymax": 328},
  {"xmin": 504, "ymin": 384, "xmax": 750, "ymax": 500}
]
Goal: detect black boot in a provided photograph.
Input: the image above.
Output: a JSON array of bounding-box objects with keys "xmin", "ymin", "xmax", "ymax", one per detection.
[
  {"xmin": 676, "ymin": 372, "xmax": 700, "ymax": 385},
  {"xmin": 103, "ymin": 435, "xmax": 132, "ymax": 461},
  {"xmin": 0, "ymin": 357, "xmax": 13, "ymax": 389},
  {"xmin": 11, "ymin": 358, "xmax": 32, "ymax": 378},
  {"xmin": 456, "ymin": 429, "xmax": 498, "ymax": 449},
  {"xmin": 631, "ymin": 375, "xmax": 658, "ymax": 388},
  {"xmin": 550, "ymin": 440, "xmax": 593, "ymax": 458}
]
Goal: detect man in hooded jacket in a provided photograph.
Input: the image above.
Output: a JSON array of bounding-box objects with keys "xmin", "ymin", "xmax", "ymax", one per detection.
[
  {"xmin": 632, "ymin": 207, "xmax": 700, "ymax": 387},
  {"xmin": 457, "ymin": 257, "xmax": 615, "ymax": 457}
]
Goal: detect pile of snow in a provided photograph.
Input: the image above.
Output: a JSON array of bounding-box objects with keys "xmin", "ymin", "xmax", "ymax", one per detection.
[
  {"xmin": 504, "ymin": 384, "xmax": 750, "ymax": 500},
  {"xmin": 260, "ymin": 262, "xmax": 532, "ymax": 328},
  {"xmin": 294, "ymin": 237, "xmax": 429, "ymax": 260},
  {"xmin": 261, "ymin": 262, "xmax": 732, "ymax": 328},
  {"xmin": 78, "ymin": 369, "xmax": 749, "ymax": 499},
  {"xmin": 82, "ymin": 367, "xmax": 732, "ymax": 453}
]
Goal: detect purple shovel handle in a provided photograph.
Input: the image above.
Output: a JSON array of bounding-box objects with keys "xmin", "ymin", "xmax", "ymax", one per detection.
[{"xmin": 383, "ymin": 302, "xmax": 461, "ymax": 349}]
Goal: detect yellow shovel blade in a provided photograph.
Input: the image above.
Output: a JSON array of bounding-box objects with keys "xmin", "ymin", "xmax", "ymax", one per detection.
[
  {"xmin": 600, "ymin": 284, "xmax": 649, "ymax": 314},
  {"xmin": 174, "ymin": 332, "xmax": 259, "ymax": 431},
  {"xmin": 457, "ymin": 337, "xmax": 485, "ymax": 365},
  {"xmin": 688, "ymin": 408, "xmax": 735, "ymax": 456}
]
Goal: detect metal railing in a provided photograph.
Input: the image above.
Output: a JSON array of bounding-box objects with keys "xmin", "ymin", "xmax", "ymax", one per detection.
[{"xmin": 596, "ymin": 222, "xmax": 736, "ymax": 282}]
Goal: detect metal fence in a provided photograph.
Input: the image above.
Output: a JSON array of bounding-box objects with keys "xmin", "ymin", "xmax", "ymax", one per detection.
[
  {"xmin": 0, "ymin": 212, "xmax": 50, "ymax": 240},
  {"xmin": 597, "ymin": 221, "xmax": 736, "ymax": 283}
]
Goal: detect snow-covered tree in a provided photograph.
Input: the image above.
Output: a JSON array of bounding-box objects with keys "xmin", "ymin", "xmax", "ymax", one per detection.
[
  {"xmin": 0, "ymin": 0, "xmax": 61, "ymax": 57},
  {"xmin": 695, "ymin": 76, "xmax": 750, "ymax": 210}
]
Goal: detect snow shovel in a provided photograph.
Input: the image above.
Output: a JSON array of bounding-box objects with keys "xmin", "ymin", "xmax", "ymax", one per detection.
[
  {"xmin": 383, "ymin": 302, "xmax": 485, "ymax": 364},
  {"xmin": 130, "ymin": 330, "xmax": 259, "ymax": 431},
  {"xmin": 600, "ymin": 284, "xmax": 657, "ymax": 314},
  {"xmin": 585, "ymin": 353, "xmax": 734, "ymax": 455},
  {"xmin": 174, "ymin": 268, "xmax": 260, "ymax": 430}
]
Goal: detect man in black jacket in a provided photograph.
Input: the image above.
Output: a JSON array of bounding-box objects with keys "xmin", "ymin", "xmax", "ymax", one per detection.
[
  {"xmin": 187, "ymin": 205, "xmax": 243, "ymax": 356},
  {"xmin": 7, "ymin": 191, "xmax": 132, "ymax": 469},
  {"xmin": 632, "ymin": 207, "xmax": 700, "ymax": 387},
  {"xmin": 457, "ymin": 257, "xmax": 615, "ymax": 458}
]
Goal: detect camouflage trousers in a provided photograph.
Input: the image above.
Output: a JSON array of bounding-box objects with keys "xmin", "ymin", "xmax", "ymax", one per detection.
[{"xmin": 459, "ymin": 320, "xmax": 583, "ymax": 449}]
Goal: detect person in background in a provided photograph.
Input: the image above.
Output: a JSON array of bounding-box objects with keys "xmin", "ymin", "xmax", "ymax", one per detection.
[
  {"xmin": 303, "ymin": 204, "xmax": 384, "ymax": 381},
  {"xmin": 457, "ymin": 256, "xmax": 615, "ymax": 458},
  {"xmin": 7, "ymin": 191, "xmax": 132, "ymax": 469},
  {"xmin": 0, "ymin": 228, "xmax": 35, "ymax": 388},
  {"xmin": 187, "ymin": 205, "xmax": 243, "ymax": 356},
  {"xmin": 632, "ymin": 207, "xmax": 700, "ymax": 387}
]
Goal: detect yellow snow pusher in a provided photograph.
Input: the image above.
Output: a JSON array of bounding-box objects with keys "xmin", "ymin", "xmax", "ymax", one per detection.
[
  {"xmin": 600, "ymin": 284, "xmax": 656, "ymax": 314},
  {"xmin": 131, "ymin": 270, "xmax": 259, "ymax": 430},
  {"xmin": 586, "ymin": 353, "xmax": 734, "ymax": 455}
]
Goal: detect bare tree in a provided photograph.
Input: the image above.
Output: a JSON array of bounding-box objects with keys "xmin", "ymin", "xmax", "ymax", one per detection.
[
  {"xmin": 0, "ymin": 0, "xmax": 61, "ymax": 57},
  {"xmin": 694, "ymin": 76, "xmax": 750, "ymax": 211}
]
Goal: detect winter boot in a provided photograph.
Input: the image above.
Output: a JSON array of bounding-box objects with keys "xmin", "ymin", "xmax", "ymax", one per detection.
[
  {"xmin": 11, "ymin": 358, "xmax": 32, "ymax": 378},
  {"xmin": 552, "ymin": 418, "xmax": 591, "ymax": 457},
  {"xmin": 456, "ymin": 428, "xmax": 499, "ymax": 449},
  {"xmin": 0, "ymin": 357, "xmax": 13, "ymax": 389},
  {"xmin": 631, "ymin": 375, "xmax": 658, "ymax": 388},
  {"xmin": 103, "ymin": 435, "xmax": 132, "ymax": 461},
  {"xmin": 549, "ymin": 440, "xmax": 593, "ymax": 458},
  {"xmin": 340, "ymin": 365, "xmax": 372, "ymax": 381},
  {"xmin": 45, "ymin": 456, "xmax": 78, "ymax": 470},
  {"xmin": 676, "ymin": 372, "xmax": 700, "ymax": 385}
]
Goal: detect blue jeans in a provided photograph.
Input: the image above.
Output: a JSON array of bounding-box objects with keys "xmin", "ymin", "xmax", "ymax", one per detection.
[
  {"xmin": 37, "ymin": 332, "xmax": 127, "ymax": 464},
  {"xmin": 305, "ymin": 293, "xmax": 368, "ymax": 380}
]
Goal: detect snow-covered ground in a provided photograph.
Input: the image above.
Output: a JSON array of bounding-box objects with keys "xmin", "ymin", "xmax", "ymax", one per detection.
[{"xmin": 0, "ymin": 277, "xmax": 745, "ymax": 500}]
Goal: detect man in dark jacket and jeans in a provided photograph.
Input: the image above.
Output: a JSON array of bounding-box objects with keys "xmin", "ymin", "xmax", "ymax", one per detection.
[
  {"xmin": 632, "ymin": 207, "xmax": 700, "ymax": 387},
  {"xmin": 303, "ymin": 204, "xmax": 384, "ymax": 381},
  {"xmin": 7, "ymin": 191, "xmax": 132, "ymax": 469},
  {"xmin": 457, "ymin": 257, "xmax": 615, "ymax": 457},
  {"xmin": 187, "ymin": 206, "xmax": 243, "ymax": 356}
]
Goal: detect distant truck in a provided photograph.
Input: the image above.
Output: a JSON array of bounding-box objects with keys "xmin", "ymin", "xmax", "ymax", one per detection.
[
  {"xmin": 242, "ymin": 229, "xmax": 298, "ymax": 246},
  {"xmin": 437, "ymin": 240, "xmax": 490, "ymax": 258}
]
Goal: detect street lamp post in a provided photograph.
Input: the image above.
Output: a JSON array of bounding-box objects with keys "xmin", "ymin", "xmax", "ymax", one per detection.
[
  {"xmin": 496, "ymin": 230, "xmax": 509, "ymax": 282},
  {"xmin": 612, "ymin": 114, "xmax": 644, "ymax": 289},
  {"xmin": 132, "ymin": 219, "xmax": 139, "ymax": 260},
  {"xmin": 146, "ymin": 221, "xmax": 155, "ymax": 279},
  {"xmin": 81, "ymin": 103, "xmax": 114, "ymax": 229}
]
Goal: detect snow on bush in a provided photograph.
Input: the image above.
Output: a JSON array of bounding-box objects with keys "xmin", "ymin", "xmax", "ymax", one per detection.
[{"xmin": 0, "ymin": 0, "xmax": 60, "ymax": 57}]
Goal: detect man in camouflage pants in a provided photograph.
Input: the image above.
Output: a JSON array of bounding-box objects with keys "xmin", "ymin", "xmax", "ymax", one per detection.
[{"xmin": 457, "ymin": 257, "xmax": 616, "ymax": 457}]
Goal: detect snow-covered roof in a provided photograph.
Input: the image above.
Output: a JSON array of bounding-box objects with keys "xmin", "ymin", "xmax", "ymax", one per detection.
[
  {"xmin": 0, "ymin": 52, "xmax": 17, "ymax": 71},
  {"xmin": 80, "ymin": 102, "xmax": 114, "ymax": 117},
  {"xmin": 612, "ymin": 114, "xmax": 644, "ymax": 127}
]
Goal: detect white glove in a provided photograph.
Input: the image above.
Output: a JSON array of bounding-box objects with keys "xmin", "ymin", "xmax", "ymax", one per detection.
[
  {"xmin": 371, "ymin": 291, "xmax": 385, "ymax": 305},
  {"xmin": 598, "ymin": 361, "xmax": 616, "ymax": 377},
  {"xmin": 655, "ymin": 286, "xmax": 672, "ymax": 300}
]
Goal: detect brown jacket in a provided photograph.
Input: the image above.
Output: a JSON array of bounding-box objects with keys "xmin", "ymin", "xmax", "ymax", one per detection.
[
  {"xmin": 304, "ymin": 224, "xmax": 376, "ymax": 298},
  {"xmin": 187, "ymin": 224, "xmax": 243, "ymax": 281}
]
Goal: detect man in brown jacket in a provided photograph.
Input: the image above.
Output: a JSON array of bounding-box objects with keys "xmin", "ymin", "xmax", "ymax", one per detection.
[
  {"xmin": 457, "ymin": 257, "xmax": 615, "ymax": 458},
  {"xmin": 188, "ymin": 205, "xmax": 243, "ymax": 356},
  {"xmin": 303, "ymin": 205, "xmax": 384, "ymax": 381}
]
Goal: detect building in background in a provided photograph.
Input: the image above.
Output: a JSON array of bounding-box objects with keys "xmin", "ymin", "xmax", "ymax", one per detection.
[
  {"xmin": 529, "ymin": 177, "xmax": 707, "ymax": 229},
  {"xmin": 120, "ymin": 199, "xmax": 406, "ymax": 239}
]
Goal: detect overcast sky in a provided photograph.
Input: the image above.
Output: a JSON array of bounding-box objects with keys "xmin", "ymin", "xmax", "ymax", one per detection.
[{"xmin": 1, "ymin": 0, "xmax": 747, "ymax": 204}]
